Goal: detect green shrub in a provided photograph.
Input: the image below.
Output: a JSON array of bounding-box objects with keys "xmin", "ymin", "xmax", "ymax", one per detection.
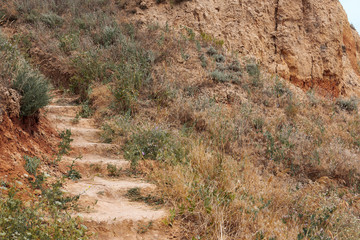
[
  {"xmin": 12, "ymin": 67, "xmax": 51, "ymax": 117},
  {"xmin": 336, "ymin": 97, "xmax": 358, "ymax": 112},
  {"xmin": 210, "ymin": 70, "xmax": 240, "ymax": 84},
  {"xmin": 70, "ymin": 50, "xmax": 108, "ymax": 100},
  {"xmin": 57, "ymin": 129, "xmax": 73, "ymax": 162},
  {"xmin": 1, "ymin": 31, "xmax": 50, "ymax": 117},
  {"xmin": 40, "ymin": 13, "xmax": 64, "ymax": 28},
  {"xmin": 246, "ymin": 63, "xmax": 260, "ymax": 77},
  {"xmin": 210, "ymin": 70, "xmax": 231, "ymax": 83},
  {"xmin": 59, "ymin": 33, "xmax": 80, "ymax": 54},
  {"xmin": 1, "ymin": 32, "xmax": 50, "ymax": 117},
  {"xmin": 79, "ymin": 100, "xmax": 93, "ymax": 118},
  {"xmin": 0, "ymin": 187, "xmax": 88, "ymax": 239},
  {"xmin": 273, "ymin": 79, "xmax": 289, "ymax": 97},
  {"xmin": 93, "ymin": 25, "xmax": 121, "ymax": 47},
  {"xmin": 107, "ymin": 164, "xmax": 121, "ymax": 177},
  {"xmin": 199, "ymin": 54, "xmax": 207, "ymax": 68},
  {"xmin": 206, "ymin": 46, "xmax": 217, "ymax": 56},
  {"xmin": 213, "ymin": 54, "xmax": 225, "ymax": 63},
  {"xmin": 246, "ymin": 62, "xmax": 261, "ymax": 87},
  {"xmin": 111, "ymin": 38, "xmax": 151, "ymax": 114},
  {"xmin": 124, "ymin": 128, "xmax": 186, "ymax": 168},
  {"xmin": 24, "ymin": 156, "xmax": 41, "ymax": 176},
  {"xmin": 65, "ymin": 160, "xmax": 82, "ymax": 180}
]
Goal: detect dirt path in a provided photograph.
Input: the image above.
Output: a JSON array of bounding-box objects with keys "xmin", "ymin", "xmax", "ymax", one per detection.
[{"xmin": 46, "ymin": 92, "xmax": 172, "ymax": 240}]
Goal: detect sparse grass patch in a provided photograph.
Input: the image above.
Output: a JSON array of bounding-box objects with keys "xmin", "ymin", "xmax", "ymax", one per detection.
[
  {"xmin": 58, "ymin": 129, "xmax": 73, "ymax": 156},
  {"xmin": 13, "ymin": 67, "xmax": 51, "ymax": 117},
  {"xmin": 107, "ymin": 164, "xmax": 121, "ymax": 177},
  {"xmin": 126, "ymin": 188, "xmax": 164, "ymax": 206},
  {"xmin": 0, "ymin": 31, "xmax": 50, "ymax": 117},
  {"xmin": 0, "ymin": 186, "xmax": 88, "ymax": 239},
  {"xmin": 65, "ymin": 160, "xmax": 82, "ymax": 180},
  {"xmin": 336, "ymin": 97, "xmax": 358, "ymax": 112},
  {"xmin": 24, "ymin": 156, "xmax": 41, "ymax": 176},
  {"xmin": 124, "ymin": 127, "xmax": 187, "ymax": 169},
  {"xmin": 210, "ymin": 70, "xmax": 232, "ymax": 83},
  {"xmin": 40, "ymin": 12, "xmax": 64, "ymax": 28},
  {"xmin": 246, "ymin": 62, "xmax": 262, "ymax": 88}
]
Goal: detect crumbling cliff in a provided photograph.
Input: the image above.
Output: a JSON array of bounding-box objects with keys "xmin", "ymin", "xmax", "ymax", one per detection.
[{"xmin": 124, "ymin": 0, "xmax": 360, "ymax": 96}]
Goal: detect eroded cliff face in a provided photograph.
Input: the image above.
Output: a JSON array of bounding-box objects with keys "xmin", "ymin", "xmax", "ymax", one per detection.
[
  {"xmin": 0, "ymin": 86, "xmax": 57, "ymax": 179},
  {"xmin": 125, "ymin": 0, "xmax": 360, "ymax": 97}
]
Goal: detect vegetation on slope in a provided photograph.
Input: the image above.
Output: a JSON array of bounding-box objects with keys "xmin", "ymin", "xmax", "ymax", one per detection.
[
  {"xmin": 1, "ymin": 0, "xmax": 360, "ymax": 239},
  {"xmin": 0, "ymin": 29, "xmax": 88, "ymax": 239},
  {"xmin": 0, "ymin": 31, "xmax": 50, "ymax": 117}
]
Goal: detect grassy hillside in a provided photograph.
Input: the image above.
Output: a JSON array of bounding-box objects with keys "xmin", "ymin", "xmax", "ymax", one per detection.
[{"xmin": 1, "ymin": 0, "xmax": 360, "ymax": 239}]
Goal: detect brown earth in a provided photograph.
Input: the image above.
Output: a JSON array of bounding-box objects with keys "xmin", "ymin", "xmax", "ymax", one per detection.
[
  {"xmin": 122, "ymin": 0, "xmax": 360, "ymax": 97},
  {"xmin": 0, "ymin": 87, "xmax": 58, "ymax": 182}
]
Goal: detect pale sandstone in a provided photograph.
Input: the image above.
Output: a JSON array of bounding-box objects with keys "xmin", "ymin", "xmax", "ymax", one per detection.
[{"xmin": 125, "ymin": 0, "xmax": 360, "ymax": 96}]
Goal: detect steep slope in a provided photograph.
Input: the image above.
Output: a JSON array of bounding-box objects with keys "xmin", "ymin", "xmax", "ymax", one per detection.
[
  {"xmin": 123, "ymin": 0, "xmax": 360, "ymax": 96},
  {"xmin": 0, "ymin": 84, "xmax": 57, "ymax": 181},
  {"xmin": 1, "ymin": 0, "xmax": 360, "ymax": 239}
]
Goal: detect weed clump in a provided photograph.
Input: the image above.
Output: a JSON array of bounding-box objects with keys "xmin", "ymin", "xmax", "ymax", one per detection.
[
  {"xmin": 0, "ymin": 186, "xmax": 88, "ymax": 239},
  {"xmin": 246, "ymin": 62, "xmax": 262, "ymax": 87},
  {"xmin": 124, "ymin": 128, "xmax": 186, "ymax": 168},
  {"xmin": 0, "ymin": 31, "xmax": 50, "ymax": 117},
  {"xmin": 107, "ymin": 164, "xmax": 121, "ymax": 177},
  {"xmin": 206, "ymin": 46, "xmax": 217, "ymax": 56},
  {"xmin": 336, "ymin": 97, "xmax": 358, "ymax": 112},
  {"xmin": 65, "ymin": 160, "xmax": 82, "ymax": 180},
  {"xmin": 13, "ymin": 68, "xmax": 51, "ymax": 117},
  {"xmin": 210, "ymin": 70, "xmax": 231, "ymax": 83},
  {"xmin": 40, "ymin": 13, "xmax": 64, "ymax": 28},
  {"xmin": 24, "ymin": 156, "xmax": 41, "ymax": 176}
]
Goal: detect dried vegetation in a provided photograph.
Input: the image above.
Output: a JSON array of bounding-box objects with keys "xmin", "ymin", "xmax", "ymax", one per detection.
[{"xmin": 1, "ymin": 0, "xmax": 360, "ymax": 239}]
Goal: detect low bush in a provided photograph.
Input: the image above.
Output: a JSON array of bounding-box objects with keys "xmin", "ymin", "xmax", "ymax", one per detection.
[
  {"xmin": 210, "ymin": 69, "xmax": 241, "ymax": 84},
  {"xmin": 213, "ymin": 54, "xmax": 225, "ymax": 63},
  {"xmin": 58, "ymin": 129, "xmax": 73, "ymax": 156},
  {"xmin": 65, "ymin": 160, "xmax": 82, "ymax": 180},
  {"xmin": 40, "ymin": 13, "xmax": 64, "ymax": 28},
  {"xmin": 0, "ymin": 187, "xmax": 88, "ymax": 239},
  {"xmin": 246, "ymin": 62, "xmax": 262, "ymax": 87},
  {"xmin": 124, "ymin": 127, "xmax": 187, "ymax": 168},
  {"xmin": 336, "ymin": 97, "xmax": 358, "ymax": 112},
  {"xmin": 0, "ymin": 31, "xmax": 50, "ymax": 117},
  {"xmin": 12, "ymin": 67, "xmax": 51, "ymax": 117},
  {"xmin": 206, "ymin": 46, "xmax": 217, "ymax": 56},
  {"xmin": 93, "ymin": 25, "xmax": 121, "ymax": 47},
  {"xmin": 210, "ymin": 70, "xmax": 231, "ymax": 83},
  {"xmin": 107, "ymin": 164, "xmax": 121, "ymax": 177},
  {"xmin": 24, "ymin": 156, "xmax": 41, "ymax": 176}
]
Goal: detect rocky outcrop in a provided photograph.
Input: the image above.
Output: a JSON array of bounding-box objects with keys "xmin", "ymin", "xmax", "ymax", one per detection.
[
  {"xmin": 0, "ymin": 86, "xmax": 21, "ymax": 122},
  {"xmin": 124, "ymin": 0, "xmax": 360, "ymax": 97}
]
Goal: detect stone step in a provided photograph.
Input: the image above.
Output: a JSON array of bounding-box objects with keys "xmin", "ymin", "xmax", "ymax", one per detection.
[
  {"xmin": 47, "ymin": 115, "xmax": 96, "ymax": 129},
  {"xmin": 51, "ymin": 96, "xmax": 80, "ymax": 106},
  {"xmin": 64, "ymin": 177, "xmax": 165, "ymax": 222},
  {"xmin": 62, "ymin": 155, "xmax": 130, "ymax": 176},
  {"xmin": 55, "ymin": 127, "xmax": 101, "ymax": 142},
  {"xmin": 46, "ymin": 105, "xmax": 81, "ymax": 118},
  {"xmin": 70, "ymin": 142, "xmax": 118, "ymax": 156}
]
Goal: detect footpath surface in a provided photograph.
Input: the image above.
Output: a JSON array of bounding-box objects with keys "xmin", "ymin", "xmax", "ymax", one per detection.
[{"xmin": 46, "ymin": 92, "xmax": 171, "ymax": 240}]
